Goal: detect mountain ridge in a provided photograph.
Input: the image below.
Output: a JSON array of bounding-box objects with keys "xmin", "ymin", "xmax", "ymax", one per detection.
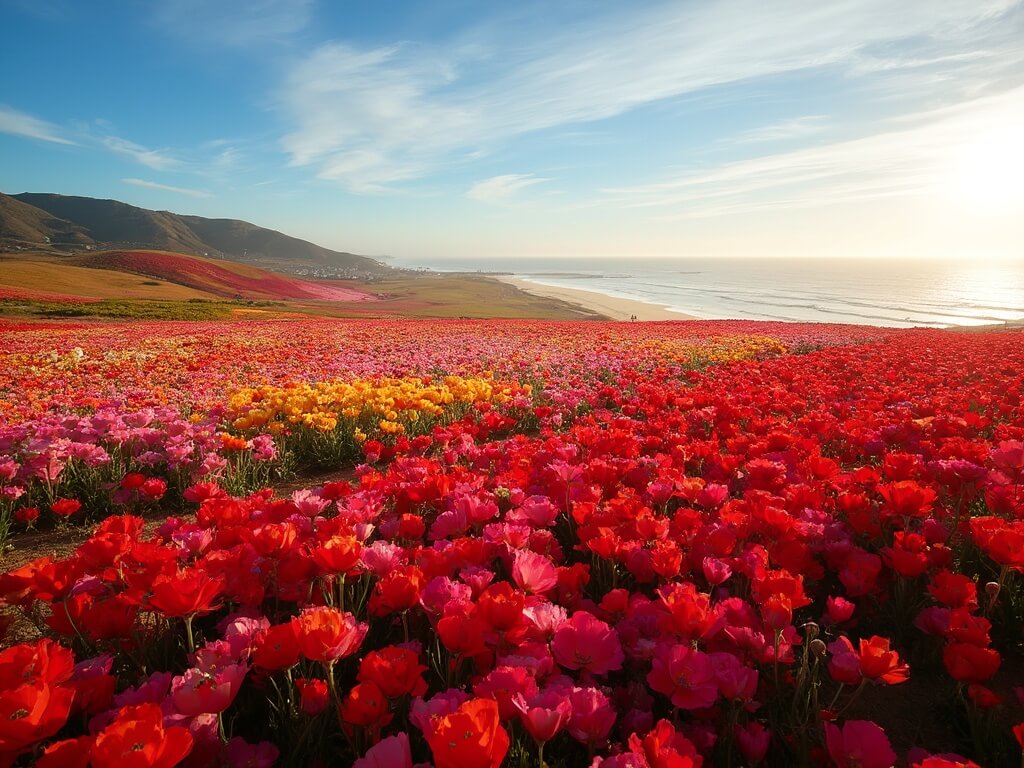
[{"xmin": 0, "ymin": 192, "xmax": 386, "ymax": 275}]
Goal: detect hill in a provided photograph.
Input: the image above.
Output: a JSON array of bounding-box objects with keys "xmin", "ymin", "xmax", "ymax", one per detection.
[
  {"xmin": 1, "ymin": 192, "xmax": 386, "ymax": 275},
  {"xmin": 0, "ymin": 193, "xmax": 93, "ymax": 246},
  {"xmin": 69, "ymin": 250, "xmax": 374, "ymax": 301}
]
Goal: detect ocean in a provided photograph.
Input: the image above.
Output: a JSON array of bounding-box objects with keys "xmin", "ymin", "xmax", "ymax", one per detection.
[{"xmin": 387, "ymin": 256, "xmax": 1024, "ymax": 329}]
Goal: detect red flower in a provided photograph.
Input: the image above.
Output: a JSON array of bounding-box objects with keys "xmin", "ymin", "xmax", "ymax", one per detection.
[
  {"xmin": 91, "ymin": 703, "xmax": 193, "ymax": 768},
  {"xmin": 358, "ymin": 646, "xmax": 428, "ymax": 699},
  {"xmin": 857, "ymin": 636, "xmax": 909, "ymax": 684},
  {"xmin": 477, "ymin": 582, "xmax": 525, "ymax": 631},
  {"xmin": 295, "ymin": 678, "xmax": 329, "ymax": 716},
  {"xmin": 51, "ymin": 498, "xmax": 81, "ymax": 518},
  {"xmin": 879, "ymin": 481, "xmax": 937, "ymax": 518},
  {"xmin": 0, "ymin": 682, "xmax": 75, "ymax": 754},
  {"xmin": 340, "ymin": 681, "xmax": 392, "ymax": 728},
  {"xmin": 424, "ymin": 698, "xmax": 510, "ymax": 768},
  {"xmin": 148, "ymin": 568, "xmax": 224, "ymax": 618},
  {"xmin": 438, "ymin": 613, "xmax": 489, "ymax": 657},
  {"xmin": 943, "ymin": 643, "xmax": 1000, "ymax": 683},
  {"xmin": 368, "ymin": 567, "xmax": 424, "ymax": 616},
  {"xmin": 292, "ymin": 606, "xmax": 367, "ymax": 665}
]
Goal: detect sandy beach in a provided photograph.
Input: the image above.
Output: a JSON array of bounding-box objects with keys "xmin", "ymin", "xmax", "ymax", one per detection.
[{"xmin": 498, "ymin": 277, "xmax": 695, "ymax": 321}]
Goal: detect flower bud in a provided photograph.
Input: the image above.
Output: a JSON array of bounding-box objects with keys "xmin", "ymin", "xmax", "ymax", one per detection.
[
  {"xmin": 984, "ymin": 581, "xmax": 1001, "ymax": 600},
  {"xmin": 809, "ymin": 639, "xmax": 827, "ymax": 658},
  {"xmin": 803, "ymin": 622, "xmax": 820, "ymax": 638}
]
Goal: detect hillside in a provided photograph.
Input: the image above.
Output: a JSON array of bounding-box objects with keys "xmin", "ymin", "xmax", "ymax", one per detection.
[
  {"xmin": 1, "ymin": 192, "xmax": 387, "ymax": 275},
  {"xmin": 0, "ymin": 193, "xmax": 93, "ymax": 246},
  {"xmin": 68, "ymin": 250, "xmax": 374, "ymax": 301}
]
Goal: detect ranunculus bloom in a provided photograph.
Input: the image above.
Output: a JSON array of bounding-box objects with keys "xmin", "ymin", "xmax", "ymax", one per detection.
[
  {"xmin": 424, "ymin": 698, "xmax": 510, "ymax": 768},
  {"xmin": 295, "ymin": 677, "xmax": 329, "ymax": 716},
  {"xmin": 310, "ymin": 534, "xmax": 362, "ymax": 575},
  {"xmin": 148, "ymin": 568, "xmax": 225, "ymax": 618},
  {"xmin": 857, "ymin": 636, "xmax": 909, "ymax": 684},
  {"xmin": 171, "ymin": 663, "xmax": 247, "ymax": 716},
  {"xmin": 943, "ymin": 642, "xmax": 1000, "ymax": 683},
  {"xmin": 513, "ymin": 689, "xmax": 572, "ymax": 744},
  {"xmin": 354, "ymin": 732, "xmax": 413, "ymax": 768},
  {"xmin": 551, "ymin": 611, "xmax": 623, "ymax": 675},
  {"xmin": 358, "ymin": 646, "xmax": 428, "ymax": 699},
  {"xmin": 824, "ymin": 720, "xmax": 896, "ymax": 768},
  {"xmin": 253, "ymin": 622, "xmax": 300, "ymax": 671},
  {"xmin": 0, "ymin": 682, "xmax": 75, "ymax": 754},
  {"xmin": 51, "ymin": 498, "xmax": 82, "ymax": 518},
  {"xmin": 91, "ymin": 703, "xmax": 193, "ymax": 768},
  {"xmin": 647, "ymin": 644, "xmax": 718, "ymax": 710},
  {"xmin": 292, "ymin": 607, "xmax": 367, "ymax": 665},
  {"xmin": 340, "ymin": 681, "xmax": 392, "ymax": 728}
]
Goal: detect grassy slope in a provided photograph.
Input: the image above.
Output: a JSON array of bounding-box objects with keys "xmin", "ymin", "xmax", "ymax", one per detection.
[
  {"xmin": 0, "ymin": 251, "xmax": 602, "ymax": 321},
  {"xmin": 0, "ymin": 257, "xmax": 219, "ymax": 300}
]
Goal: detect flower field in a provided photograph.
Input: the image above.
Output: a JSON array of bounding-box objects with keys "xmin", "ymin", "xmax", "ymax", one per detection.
[{"xmin": 1, "ymin": 317, "xmax": 1023, "ymax": 767}]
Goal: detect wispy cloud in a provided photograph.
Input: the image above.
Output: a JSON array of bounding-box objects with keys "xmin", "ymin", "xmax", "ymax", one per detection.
[
  {"xmin": 600, "ymin": 85, "xmax": 1024, "ymax": 219},
  {"xmin": 733, "ymin": 116, "xmax": 828, "ymax": 145},
  {"xmin": 155, "ymin": 0, "xmax": 313, "ymax": 47},
  {"xmin": 279, "ymin": 0, "xmax": 1018, "ymax": 191},
  {"xmin": 122, "ymin": 178, "xmax": 212, "ymax": 198},
  {"xmin": 102, "ymin": 136, "xmax": 179, "ymax": 170},
  {"xmin": 467, "ymin": 174, "xmax": 549, "ymax": 203},
  {"xmin": 0, "ymin": 104, "xmax": 76, "ymax": 145}
]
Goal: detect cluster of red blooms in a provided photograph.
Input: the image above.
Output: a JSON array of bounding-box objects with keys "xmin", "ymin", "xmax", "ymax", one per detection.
[{"xmin": 1, "ymin": 323, "xmax": 1023, "ymax": 767}]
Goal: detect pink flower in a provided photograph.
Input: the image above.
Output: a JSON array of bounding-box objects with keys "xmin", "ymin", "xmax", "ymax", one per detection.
[
  {"xmin": 353, "ymin": 733, "xmax": 413, "ymax": 768},
  {"xmin": 171, "ymin": 663, "xmax": 247, "ymax": 716},
  {"xmin": 474, "ymin": 666, "xmax": 539, "ymax": 721},
  {"xmin": 647, "ymin": 644, "xmax": 718, "ymax": 710},
  {"xmin": 702, "ymin": 556, "xmax": 732, "ymax": 586},
  {"xmin": 825, "ymin": 596, "xmax": 856, "ymax": 625},
  {"xmin": 513, "ymin": 688, "xmax": 572, "ymax": 744},
  {"xmin": 711, "ymin": 652, "xmax": 758, "ymax": 701},
  {"xmin": 552, "ymin": 611, "xmax": 624, "ymax": 675},
  {"xmin": 512, "ymin": 550, "xmax": 558, "ymax": 595},
  {"xmin": 410, "ymin": 689, "xmax": 471, "ymax": 733},
  {"xmin": 567, "ymin": 686, "xmax": 616, "ymax": 746},
  {"xmin": 824, "ymin": 720, "xmax": 897, "ymax": 768}
]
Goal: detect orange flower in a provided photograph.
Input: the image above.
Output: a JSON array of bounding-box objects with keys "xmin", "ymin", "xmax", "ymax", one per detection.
[
  {"xmin": 91, "ymin": 703, "xmax": 193, "ymax": 768},
  {"xmin": 857, "ymin": 636, "xmax": 909, "ymax": 684},
  {"xmin": 291, "ymin": 606, "xmax": 367, "ymax": 664},
  {"xmin": 425, "ymin": 698, "xmax": 510, "ymax": 768},
  {"xmin": 310, "ymin": 534, "xmax": 362, "ymax": 576}
]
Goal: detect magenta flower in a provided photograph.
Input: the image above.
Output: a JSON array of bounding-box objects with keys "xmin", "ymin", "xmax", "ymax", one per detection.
[
  {"xmin": 567, "ymin": 686, "xmax": 616, "ymax": 746},
  {"xmin": 647, "ymin": 644, "xmax": 718, "ymax": 710},
  {"xmin": 552, "ymin": 611, "xmax": 624, "ymax": 675},
  {"xmin": 824, "ymin": 720, "xmax": 897, "ymax": 768}
]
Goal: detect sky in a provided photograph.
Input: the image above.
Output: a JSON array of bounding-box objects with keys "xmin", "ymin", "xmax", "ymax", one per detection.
[{"xmin": 1, "ymin": 0, "xmax": 1023, "ymax": 263}]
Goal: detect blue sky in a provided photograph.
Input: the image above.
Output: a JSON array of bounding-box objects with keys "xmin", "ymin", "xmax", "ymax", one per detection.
[{"xmin": 1, "ymin": 0, "xmax": 1022, "ymax": 262}]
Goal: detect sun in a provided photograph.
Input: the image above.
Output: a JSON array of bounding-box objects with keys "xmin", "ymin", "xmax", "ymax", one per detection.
[{"xmin": 946, "ymin": 123, "xmax": 1024, "ymax": 214}]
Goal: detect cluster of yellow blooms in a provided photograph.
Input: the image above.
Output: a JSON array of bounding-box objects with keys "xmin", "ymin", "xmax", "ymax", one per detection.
[
  {"xmin": 639, "ymin": 334, "xmax": 788, "ymax": 366},
  {"xmin": 226, "ymin": 374, "xmax": 525, "ymax": 439}
]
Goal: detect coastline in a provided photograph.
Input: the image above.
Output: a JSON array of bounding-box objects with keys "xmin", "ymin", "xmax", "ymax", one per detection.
[{"xmin": 497, "ymin": 277, "xmax": 695, "ymax": 321}]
